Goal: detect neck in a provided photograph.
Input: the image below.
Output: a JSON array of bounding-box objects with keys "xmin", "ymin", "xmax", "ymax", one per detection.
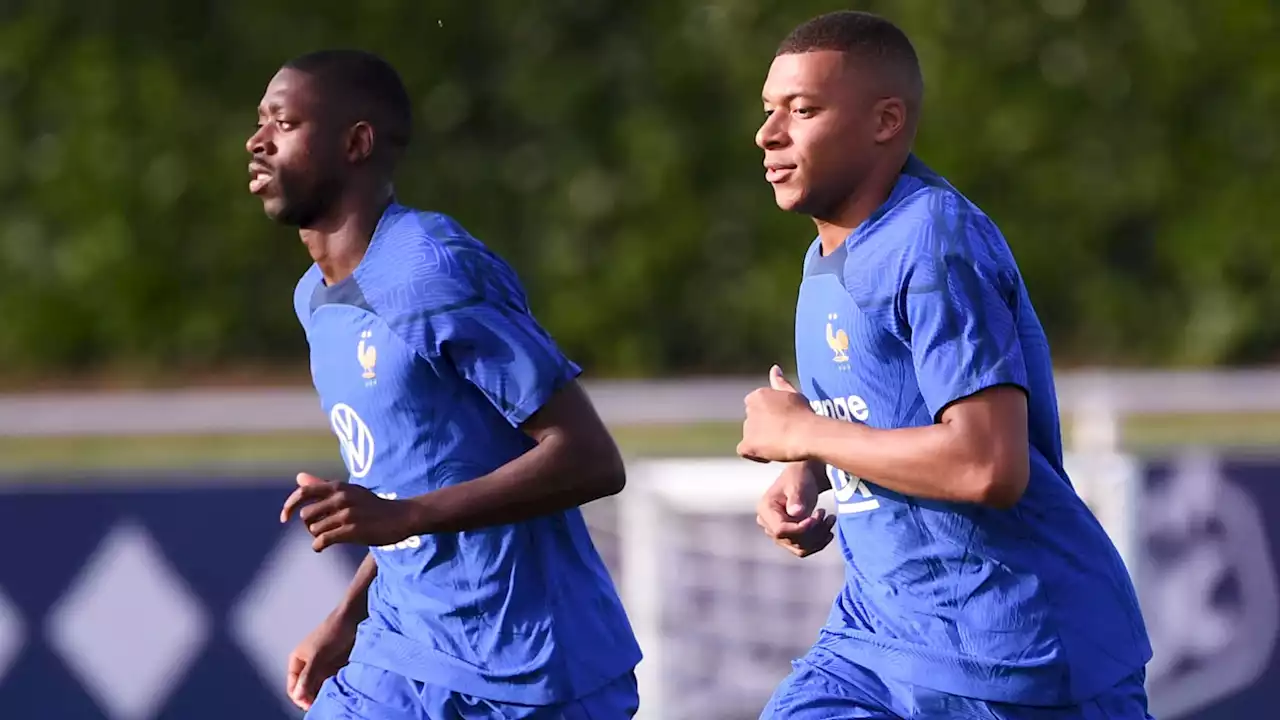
[
  {"xmin": 814, "ymin": 151, "xmax": 910, "ymax": 256},
  {"xmin": 301, "ymin": 184, "xmax": 394, "ymax": 285}
]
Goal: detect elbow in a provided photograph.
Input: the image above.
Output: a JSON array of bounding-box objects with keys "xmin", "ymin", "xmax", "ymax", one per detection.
[
  {"xmin": 592, "ymin": 440, "xmax": 627, "ymax": 499},
  {"xmin": 540, "ymin": 421, "xmax": 626, "ymax": 505},
  {"xmin": 968, "ymin": 457, "xmax": 1029, "ymax": 510},
  {"xmin": 573, "ymin": 432, "xmax": 626, "ymax": 502},
  {"xmin": 598, "ymin": 462, "xmax": 626, "ymax": 499}
]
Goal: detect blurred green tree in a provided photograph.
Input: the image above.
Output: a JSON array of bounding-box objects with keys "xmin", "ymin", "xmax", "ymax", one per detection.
[{"xmin": 0, "ymin": 0, "xmax": 1276, "ymax": 385}]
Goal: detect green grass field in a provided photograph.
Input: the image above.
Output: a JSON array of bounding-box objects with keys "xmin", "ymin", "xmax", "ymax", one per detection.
[{"xmin": 2, "ymin": 412, "xmax": 1280, "ymax": 478}]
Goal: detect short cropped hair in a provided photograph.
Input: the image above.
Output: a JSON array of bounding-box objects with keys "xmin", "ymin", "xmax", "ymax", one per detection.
[
  {"xmin": 778, "ymin": 11, "xmax": 923, "ymax": 115},
  {"xmin": 284, "ymin": 49, "xmax": 413, "ymax": 157}
]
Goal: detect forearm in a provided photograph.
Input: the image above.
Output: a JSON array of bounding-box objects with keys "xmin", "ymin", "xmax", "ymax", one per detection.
[
  {"xmin": 797, "ymin": 415, "xmax": 1000, "ymax": 505},
  {"xmin": 333, "ymin": 553, "xmax": 376, "ymax": 623},
  {"xmin": 406, "ymin": 431, "xmax": 623, "ymax": 534},
  {"xmin": 794, "ymin": 458, "xmax": 831, "ymax": 493}
]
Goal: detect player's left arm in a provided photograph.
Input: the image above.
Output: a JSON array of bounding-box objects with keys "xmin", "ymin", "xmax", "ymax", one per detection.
[
  {"xmin": 284, "ymin": 244, "xmax": 625, "ymax": 551},
  {"xmin": 286, "ymin": 378, "xmax": 623, "ymax": 550},
  {"xmin": 402, "ymin": 245, "xmax": 626, "ymax": 533},
  {"xmin": 407, "ymin": 379, "xmax": 625, "ymax": 533},
  {"xmin": 739, "ymin": 222, "xmax": 1030, "ymax": 509}
]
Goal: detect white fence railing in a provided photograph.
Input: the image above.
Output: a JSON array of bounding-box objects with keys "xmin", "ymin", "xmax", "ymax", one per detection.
[{"xmin": 4, "ymin": 369, "xmax": 1280, "ymax": 437}]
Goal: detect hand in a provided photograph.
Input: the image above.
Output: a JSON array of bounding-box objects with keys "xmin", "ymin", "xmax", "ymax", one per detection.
[
  {"xmin": 737, "ymin": 365, "xmax": 815, "ymax": 463},
  {"xmin": 280, "ymin": 473, "xmax": 420, "ymax": 552},
  {"xmin": 286, "ymin": 610, "xmax": 358, "ymax": 710},
  {"xmin": 756, "ymin": 461, "xmax": 836, "ymax": 558}
]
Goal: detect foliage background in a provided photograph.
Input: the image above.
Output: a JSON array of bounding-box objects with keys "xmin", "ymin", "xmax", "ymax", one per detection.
[{"xmin": 1, "ymin": 0, "xmax": 1277, "ymax": 385}]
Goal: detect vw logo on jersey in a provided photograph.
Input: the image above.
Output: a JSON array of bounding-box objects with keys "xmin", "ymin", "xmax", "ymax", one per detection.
[{"xmin": 329, "ymin": 403, "xmax": 375, "ymax": 478}]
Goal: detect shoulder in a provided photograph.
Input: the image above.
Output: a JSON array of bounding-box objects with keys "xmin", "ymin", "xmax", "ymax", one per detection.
[
  {"xmin": 292, "ymin": 264, "xmax": 324, "ymax": 331},
  {"xmin": 842, "ymin": 161, "xmax": 1022, "ymax": 332},
  {"xmin": 893, "ymin": 163, "xmax": 1010, "ymax": 269},
  {"xmin": 360, "ymin": 206, "xmax": 529, "ymax": 321},
  {"xmin": 851, "ymin": 166, "xmax": 1015, "ymax": 293}
]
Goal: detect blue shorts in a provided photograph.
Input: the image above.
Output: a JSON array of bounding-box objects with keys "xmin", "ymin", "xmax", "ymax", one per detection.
[
  {"xmin": 761, "ymin": 647, "xmax": 1153, "ymax": 720},
  {"xmin": 306, "ymin": 662, "xmax": 638, "ymax": 720}
]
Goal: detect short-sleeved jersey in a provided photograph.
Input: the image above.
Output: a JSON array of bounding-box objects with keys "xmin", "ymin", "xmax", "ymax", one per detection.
[
  {"xmin": 292, "ymin": 202, "xmax": 640, "ymax": 705},
  {"xmin": 794, "ymin": 157, "xmax": 1151, "ymax": 705}
]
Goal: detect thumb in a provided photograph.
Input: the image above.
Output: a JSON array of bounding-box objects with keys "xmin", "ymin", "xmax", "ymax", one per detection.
[
  {"xmin": 291, "ymin": 667, "xmax": 313, "ymax": 708},
  {"xmin": 769, "ymin": 365, "xmax": 797, "ymax": 393},
  {"xmin": 784, "ymin": 481, "xmax": 810, "ymax": 518},
  {"xmin": 296, "ymin": 472, "xmax": 326, "ymax": 487},
  {"xmin": 293, "ymin": 671, "xmax": 309, "ymax": 707}
]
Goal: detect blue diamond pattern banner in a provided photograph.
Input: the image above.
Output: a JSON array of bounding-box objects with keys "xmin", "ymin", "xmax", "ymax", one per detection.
[{"xmin": 0, "ymin": 475, "xmax": 364, "ymax": 720}]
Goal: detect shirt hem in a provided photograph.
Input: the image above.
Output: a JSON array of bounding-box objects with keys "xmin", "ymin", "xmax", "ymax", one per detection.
[
  {"xmin": 349, "ymin": 625, "xmax": 641, "ymax": 705},
  {"xmin": 815, "ymin": 627, "xmax": 1147, "ymax": 706}
]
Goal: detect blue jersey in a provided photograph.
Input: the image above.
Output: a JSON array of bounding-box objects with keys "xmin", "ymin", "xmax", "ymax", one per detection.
[
  {"xmin": 292, "ymin": 202, "xmax": 641, "ymax": 705},
  {"xmin": 794, "ymin": 157, "xmax": 1151, "ymax": 705}
]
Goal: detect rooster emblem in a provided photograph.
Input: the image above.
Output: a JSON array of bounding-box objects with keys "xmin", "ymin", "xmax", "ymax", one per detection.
[
  {"xmin": 357, "ymin": 330, "xmax": 377, "ymax": 380},
  {"xmin": 826, "ymin": 313, "xmax": 850, "ymax": 363}
]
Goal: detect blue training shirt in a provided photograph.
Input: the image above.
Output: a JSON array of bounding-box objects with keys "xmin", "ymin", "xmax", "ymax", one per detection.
[
  {"xmin": 794, "ymin": 156, "xmax": 1151, "ymax": 705},
  {"xmin": 293, "ymin": 202, "xmax": 641, "ymax": 705}
]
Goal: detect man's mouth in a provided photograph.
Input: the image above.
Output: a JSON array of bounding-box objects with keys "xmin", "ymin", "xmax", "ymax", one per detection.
[
  {"xmin": 249, "ymin": 164, "xmax": 273, "ymax": 194},
  {"xmin": 765, "ymin": 162, "xmax": 796, "ymax": 183}
]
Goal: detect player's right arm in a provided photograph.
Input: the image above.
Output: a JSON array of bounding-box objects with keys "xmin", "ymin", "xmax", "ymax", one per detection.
[
  {"xmin": 752, "ymin": 367, "xmax": 834, "ymax": 558},
  {"xmin": 332, "ymin": 551, "xmax": 375, "ymax": 624},
  {"xmin": 285, "ymin": 552, "xmax": 375, "ymax": 710},
  {"xmin": 756, "ymin": 458, "xmax": 836, "ymax": 558}
]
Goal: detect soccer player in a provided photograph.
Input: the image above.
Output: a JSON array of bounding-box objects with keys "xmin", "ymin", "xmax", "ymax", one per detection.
[
  {"xmin": 247, "ymin": 50, "xmax": 641, "ymax": 719},
  {"xmin": 736, "ymin": 12, "xmax": 1154, "ymax": 720}
]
